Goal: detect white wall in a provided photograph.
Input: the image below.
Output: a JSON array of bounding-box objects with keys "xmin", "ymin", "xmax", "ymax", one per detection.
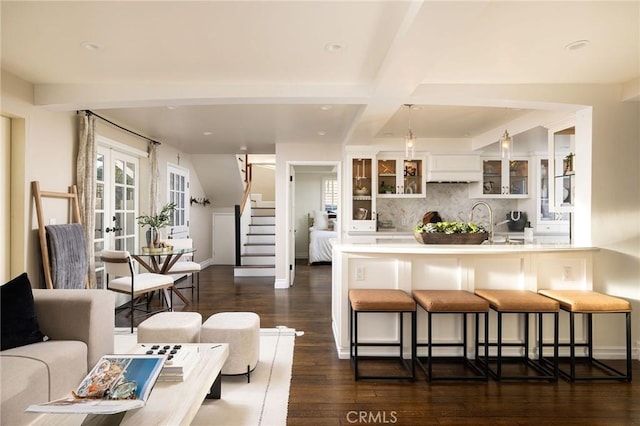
[
  {"xmin": 145, "ymin": 139, "xmax": 214, "ymax": 264},
  {"xmin": 251, "ymin": 164, "xmax": 276, "ymax": 201},
  {"xmin": 2, "ymin": 70, "xmax": 77, "ymax": 284}
]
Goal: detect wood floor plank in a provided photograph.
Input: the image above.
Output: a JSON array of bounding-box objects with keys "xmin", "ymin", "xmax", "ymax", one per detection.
[{"xmin": 115, "ymin": 262, "xmax": 639, "ymax": 425}]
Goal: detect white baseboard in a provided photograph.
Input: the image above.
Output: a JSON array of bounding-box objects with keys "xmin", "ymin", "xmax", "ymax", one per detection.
[
  {"xmin": 200, "ymin": 258, "xmax": 213, "ymax": 269},
  {"xmin": 274, "ymin": 278, "xmax": 289, "ymax": 289}
]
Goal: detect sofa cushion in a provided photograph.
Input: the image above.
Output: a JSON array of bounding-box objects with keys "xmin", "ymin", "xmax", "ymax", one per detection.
[
  {"xmin": 0, "ymin": 355, "xmax": 49, "ymax": 426},
  {"xmin": 1, "ymin": 341, "xmax": 88, "ymax": 425},
  {"xmin": 1, "ymin": 273, "xmax": 47, "ymax": 350}
]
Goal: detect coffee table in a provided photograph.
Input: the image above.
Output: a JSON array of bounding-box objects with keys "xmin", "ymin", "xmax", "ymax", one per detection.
[{"xmin": 31, "ymin": 343, "xmax": 229, "ymax": 426}]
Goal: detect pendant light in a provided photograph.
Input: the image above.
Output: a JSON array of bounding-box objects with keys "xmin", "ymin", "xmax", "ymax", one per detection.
[
  {"xmin": 404, "ymin": 104, "xmax": 415, "ymax": 158},
  {"xmin": 500, "ymin": 130, "xmax": 512, "ymax": 159}
]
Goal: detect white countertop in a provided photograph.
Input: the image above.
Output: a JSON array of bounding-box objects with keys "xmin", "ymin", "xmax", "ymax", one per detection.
[{"xmin": 333, "ymin": 237, "xmax": 597, "ymax": 255}]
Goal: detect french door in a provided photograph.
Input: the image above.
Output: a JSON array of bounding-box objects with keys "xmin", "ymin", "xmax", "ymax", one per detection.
[{"xmin": 94, "ymin": 145, "xmax": 140, "ymax": 288}]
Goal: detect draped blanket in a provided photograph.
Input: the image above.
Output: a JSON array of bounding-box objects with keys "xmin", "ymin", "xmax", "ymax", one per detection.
[{"xmin": 45, "ymin": 223, "xmax": 88, "ymax": 289}]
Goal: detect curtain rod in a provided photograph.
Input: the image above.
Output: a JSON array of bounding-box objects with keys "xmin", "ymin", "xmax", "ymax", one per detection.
[{"xmin": 79, "ymin": 110, "xmax": 161, "ymax": 145}]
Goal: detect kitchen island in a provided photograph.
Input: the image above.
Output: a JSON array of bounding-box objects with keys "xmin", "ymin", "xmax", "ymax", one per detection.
[{"xmin": 331, "ymin": 237, "xmax": 598, "ymax": 359}]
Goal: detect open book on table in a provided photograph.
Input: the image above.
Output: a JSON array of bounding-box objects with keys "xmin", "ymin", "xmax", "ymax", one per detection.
[{"xmin": 27, "ymin": 354, "xmax": 166, "ymax": 415}]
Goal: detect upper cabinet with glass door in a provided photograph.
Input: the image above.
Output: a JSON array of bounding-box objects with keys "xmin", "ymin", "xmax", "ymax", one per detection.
[
  {"xmin": 376, "ymin": 157, "xmax": 425, "ymax": 198},
  {"xmin": 474, "ymin": 157, "xmax": 530, "ymax": 198},
  {"xmin": 547, "ymin": 122, "xmax": 575, "ymax": 213},
  {"xmin": 349, "ymin": 156, "xmax": 376, "ymax": 232},
  {"xmin": 536, "ymin": 156, "xmax": 569, "ymax": 233}
]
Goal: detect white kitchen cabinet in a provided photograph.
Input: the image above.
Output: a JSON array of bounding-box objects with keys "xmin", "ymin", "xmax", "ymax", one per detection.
[
  {"xmin": 536, "ymin": 156, "xmax": 569, "ymax": 233},
  {"xmin": 376, "ymin": 157, "xmax": 425, "ymax": 198},
  {"xmin": 547, "ymin": 121, "xmax": 575, "ymax": 213},
  {"xmin": 426, "ymin": 154, "xmax": 481, "ymax": 182},
  {"xmin": 472, "ymin": 157, "xmax": 530, "ymax": 199},
  {"xmin": 347, "ymin": 155, "xmax": 376, "ymax": 231}
]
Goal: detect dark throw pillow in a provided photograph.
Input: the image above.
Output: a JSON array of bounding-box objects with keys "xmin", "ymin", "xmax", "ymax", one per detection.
[{"xmin": 1, "ymin": 273, "xmax": 46, "ymax": 350}]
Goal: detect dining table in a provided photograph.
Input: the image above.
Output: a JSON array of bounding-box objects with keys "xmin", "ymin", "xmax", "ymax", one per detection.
[{"xmin": 131, "ymin": 247, "xmax": 196, "ymax": 305}]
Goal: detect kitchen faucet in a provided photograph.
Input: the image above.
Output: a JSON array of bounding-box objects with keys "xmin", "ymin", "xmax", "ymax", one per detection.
[{"xmin": 469, "ymin": 201, "xmax": 493, "ymax": 244}]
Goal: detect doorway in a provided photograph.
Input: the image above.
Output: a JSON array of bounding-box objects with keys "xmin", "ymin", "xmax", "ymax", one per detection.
[
  {"xmin": 1, "ymin": 116, "xmax": 10, "ymax": 282},
  {"xmin": 287, "ymin": 161, "xmax": 340, "ymax": 285}
]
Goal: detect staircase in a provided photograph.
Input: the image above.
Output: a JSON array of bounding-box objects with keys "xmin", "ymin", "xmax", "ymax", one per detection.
[{"xmin": 234, "ymin": 202, "xmax": 276, "ymax": 277}]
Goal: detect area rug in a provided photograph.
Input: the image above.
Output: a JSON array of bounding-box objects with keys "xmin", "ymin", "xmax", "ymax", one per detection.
[{"xmin": 114, "ymin": 326, "xmax": 298, "ymax": 426}]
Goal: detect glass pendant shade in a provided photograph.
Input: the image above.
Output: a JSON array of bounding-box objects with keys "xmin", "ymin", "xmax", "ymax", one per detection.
[
  {"xmin": 405, "ymin": 129, "xmax": 415, "ymax": 158},
  {"xmin": 500, "ymin": 130, "xmax": 512, "ymax": 159},
  {"xmin": 404, "ymin": 104, "xmax": 416, "ymax": 158}
]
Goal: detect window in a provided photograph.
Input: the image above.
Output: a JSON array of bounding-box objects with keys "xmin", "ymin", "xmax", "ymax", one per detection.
[
  {"xmin": 167, "ymin": 164, "xmax": 189, "ymax": 238},
  {"xmin": 322, "ymin": 177, "xmax": 338, "ymax": 212}
]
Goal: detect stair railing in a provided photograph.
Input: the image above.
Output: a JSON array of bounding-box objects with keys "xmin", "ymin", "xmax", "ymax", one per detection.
[{"xmin": 235, "ymin": 155, "xmax": 253, "ymax": 266}]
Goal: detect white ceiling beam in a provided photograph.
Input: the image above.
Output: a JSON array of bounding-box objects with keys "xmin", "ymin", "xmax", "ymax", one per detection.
[{"xmin": 33, "ymin": 83, "xmax": 374, "ymax": 111}]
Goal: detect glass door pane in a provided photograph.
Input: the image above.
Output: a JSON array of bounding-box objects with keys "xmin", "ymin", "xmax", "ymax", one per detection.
[
  {"xmin": 508, "ymin": 160, "xmax": 528, "ymax": 195},
  {"xmin": 352, "ymin": 158, "xmax": 372, "ymax": 221},
  {"xmin": 377, "ymin": 159, "xmax": 396, "ymax": 195},
  {"xmin": 482, "ymin": 160, "xmax": 502, "ymax": 194},
  {"xmin": 403, "ymin": 159, "xmax": 422, "ymax": 195}
]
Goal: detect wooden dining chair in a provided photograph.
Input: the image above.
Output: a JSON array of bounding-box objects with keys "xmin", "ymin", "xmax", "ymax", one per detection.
[
  {"xmin": 167, "ymin": 238, "xmax": 201, "ymax": 300},
  {"xmin": 100, "ymin": 250, "xmax": 175, "ymax": 333}
]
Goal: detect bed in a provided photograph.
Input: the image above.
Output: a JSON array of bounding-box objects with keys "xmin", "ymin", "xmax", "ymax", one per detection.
[{"xmin": 308, "ymin": 211, "xmax": 338, "ymax": 264}]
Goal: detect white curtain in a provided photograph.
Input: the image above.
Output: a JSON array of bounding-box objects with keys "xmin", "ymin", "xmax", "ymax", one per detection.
[
  {"xmin": 76, "ymin": 112, "xmax": 97, "ymax": 288},
  {"xmin": 149, "ymin": 141, "xmax": 160, "ymax": 215}
]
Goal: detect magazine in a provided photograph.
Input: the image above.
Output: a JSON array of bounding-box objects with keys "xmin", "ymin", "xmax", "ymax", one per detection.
[{"xmin": 26, "ymin": 354, "xmax": 166, "ymax": 415}]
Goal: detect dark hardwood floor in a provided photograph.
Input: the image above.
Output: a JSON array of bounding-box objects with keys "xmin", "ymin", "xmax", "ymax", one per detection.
[{"xmin": 116, "ymin": 261, "xmax": 639, "ymax": 426}]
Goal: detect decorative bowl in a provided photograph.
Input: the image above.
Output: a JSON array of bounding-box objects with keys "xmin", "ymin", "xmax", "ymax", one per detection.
[
  {"xmin": 354, "ymin": 187, "xmax": 370, "ymax": 196},
  {"xmin": 414, "ymin": 232, "xmax": 488, "ymax": 245}
]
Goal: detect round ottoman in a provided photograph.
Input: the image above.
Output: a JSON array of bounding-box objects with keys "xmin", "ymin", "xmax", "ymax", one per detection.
[
  {"xmin": 201, "ymin": 312, "xmax": 260, "ymax": 382},
  {"xmin": 138, "ymin": 312, "xmax": 202, "ymax": 343}
]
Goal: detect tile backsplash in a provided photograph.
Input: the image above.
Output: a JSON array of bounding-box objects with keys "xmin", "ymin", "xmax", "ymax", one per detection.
[{"xmin": 376, "ymin": 183, "xmax": 517, "ymax": 231}]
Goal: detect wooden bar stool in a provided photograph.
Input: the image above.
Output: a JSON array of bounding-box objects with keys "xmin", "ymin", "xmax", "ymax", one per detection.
[
  {"xmin": 538, "ymin": 290, "xmax": 632, "ymax": 382},
  {"xmin": 413, "ymin": 290, "xmax": 489, "ymax": 381},
  {"xmin": 348, "ymin": 289, "xmax": 416, "ymax": 381},
  {"xmin": 474, "ymin": 290, "xmax": 559, "ymax": 381}
]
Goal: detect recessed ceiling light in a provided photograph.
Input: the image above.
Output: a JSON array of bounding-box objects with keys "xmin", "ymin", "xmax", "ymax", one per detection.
[
  {"xmin": 320, "ymin": 105, "xmax": 333, "ymax": 111},
  {"xmin": 203, "ymin": 131, "xmax": 212, "ymax": 136},
  {"xmin": 167, "ymin": 106, "xmax": 177, "ymax": 110},
  {"xmin": 317, "ymin": 131, "xmax": 327, "ymax": 136},
  {"xmin": 565, "ymin": 39, "xmax": 591, "ymax": 51},
  {"xmin": 382, "ymin": 132, "xmax": 393, "ymax": 137},
  {"xmin": 240, "ymin": 146, "xmax": 247, "ymax": 151},
  {"xmin": 81, "ymin": 41, "xmax": 103, "ymax": 52},
  {"xmin": 325, "ymin": 42, "xmax": 346, "ymax": 53}
]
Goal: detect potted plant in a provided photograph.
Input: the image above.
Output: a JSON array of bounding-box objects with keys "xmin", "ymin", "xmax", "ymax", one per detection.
[
  {"xmin": 380, "ymin": 182, "xmax": 395, "ymax": 194},
  {"xmin": 137, "ymin": 202, "xmax": 176, "ymax": 248}
]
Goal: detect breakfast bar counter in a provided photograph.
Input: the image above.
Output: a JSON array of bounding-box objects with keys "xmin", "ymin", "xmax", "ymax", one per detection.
[{"xmin": 331, "ymin": 238, "xmax": 598, "ymax": 359}]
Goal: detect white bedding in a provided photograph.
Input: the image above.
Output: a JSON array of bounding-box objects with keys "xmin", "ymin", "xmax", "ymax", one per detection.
[{"xmin": 308, "ymin": 227, "xmax": 337, "ymax": 263}]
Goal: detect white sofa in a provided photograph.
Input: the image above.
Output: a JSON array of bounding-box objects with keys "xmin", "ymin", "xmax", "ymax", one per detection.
[{"xmin": 0, "ymin": 289, "xmax": 114, "ymax": 425}]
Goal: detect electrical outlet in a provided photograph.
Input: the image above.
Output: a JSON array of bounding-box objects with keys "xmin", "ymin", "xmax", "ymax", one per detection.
[
  {"xmin": 356, "ymin": 267, "xmax": 365, "ymax": 281},
  {"xmin": 562, "ymin": 266, "xmax": 572, "ymax": 281},
  {"xmin": 49, "ymin": 218, "xmax": 57, "ymax": 225}
]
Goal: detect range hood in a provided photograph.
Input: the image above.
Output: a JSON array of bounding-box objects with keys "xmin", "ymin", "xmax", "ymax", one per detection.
[{"xmin": 426, "ymin": 155, "xmax": 482, "ymax": 183}]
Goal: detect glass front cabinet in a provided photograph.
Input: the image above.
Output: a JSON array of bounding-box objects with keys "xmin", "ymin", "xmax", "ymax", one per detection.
[
  {"xmin": 547, "ymin": 122, "xmax": 575, "ymax": 213},
  {"xmin": 475, "ymin": 157, "xmax": 530, "ymax": 198},
  {"xmin": 349, "ymin": 156, "xmax": 376, "ymax": 231},
  {"xmin": 536, "ymin": 156, "xmax": 569, "ymax": 232},
  {"xmin": 376, "ymin": 157, "xmax": 425, "ymax": 198}
]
